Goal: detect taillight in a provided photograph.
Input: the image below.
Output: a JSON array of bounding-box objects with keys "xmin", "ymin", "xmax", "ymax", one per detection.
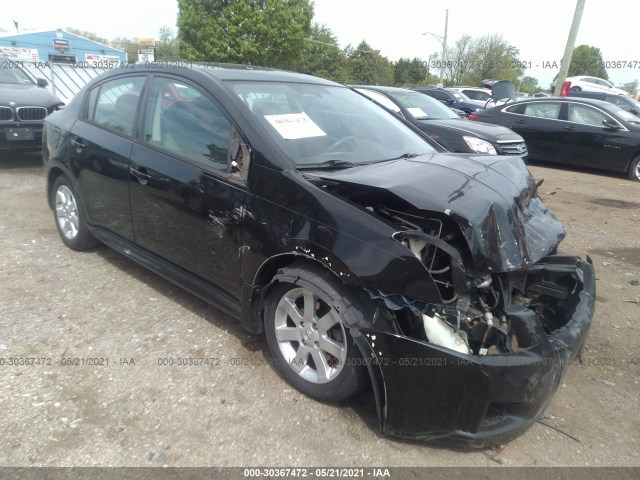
[
  {"xmin": 560, "ymin": 80, "xmax": 571, "ymax": 96},
  {"xmin": 468, "ymin": 114, "xmax": 478, "ymax": 121}
]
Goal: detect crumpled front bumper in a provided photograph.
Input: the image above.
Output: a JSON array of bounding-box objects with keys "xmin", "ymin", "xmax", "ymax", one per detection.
[{"xmin": 353, "ymin": 256, "xmax": 595, "ymax": 448}]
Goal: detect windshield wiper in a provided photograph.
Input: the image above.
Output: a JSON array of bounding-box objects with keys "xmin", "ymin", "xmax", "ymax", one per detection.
[
  {"xmin": 391, "ymin": 153, "xmax": 421, "ymax": 160},
  {"xmin": 297, "ymin": 160, "xmax": 362, "ymax": 170}
]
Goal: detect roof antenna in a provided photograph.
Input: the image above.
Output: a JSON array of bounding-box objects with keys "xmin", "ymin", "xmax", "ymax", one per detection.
[{"xmin": 13, "ymin": 21, "xmax": 19, "ymax": 34}]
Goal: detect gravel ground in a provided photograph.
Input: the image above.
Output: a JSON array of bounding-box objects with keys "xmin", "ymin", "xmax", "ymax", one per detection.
[{"xmin": 0, "ymin": 152, "xmax": 639, "ymax": 467}]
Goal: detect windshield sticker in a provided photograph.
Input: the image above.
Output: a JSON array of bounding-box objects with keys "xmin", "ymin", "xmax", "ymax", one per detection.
[
  {"xmin": 264, "ymin": 112, "xmax": 327, "ymax": 140},
  {"xmin": 407, "ymin": 107, "xmax": 428, "ymax": 118}
]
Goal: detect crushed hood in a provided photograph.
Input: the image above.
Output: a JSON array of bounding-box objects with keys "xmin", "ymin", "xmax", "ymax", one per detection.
[{"xmin": 311, "ymin": 153, "xmax": 565, "ymax": 272}]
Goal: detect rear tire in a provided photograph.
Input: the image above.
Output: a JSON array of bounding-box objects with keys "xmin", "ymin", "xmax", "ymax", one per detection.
[
  {"xmin": 51, "ymin": 176, "xmax": 101, "ymax": 251},
  {"xmin": 570, "ymin": 86, "xmax": 581, "ymax": 92},
  {"xmin": 628, "ymin": 156, "xmax": 640, "ymax": 182},
  {"xmin": 264, "ymin": 264, "xmax": 369, "ymax": 402}
]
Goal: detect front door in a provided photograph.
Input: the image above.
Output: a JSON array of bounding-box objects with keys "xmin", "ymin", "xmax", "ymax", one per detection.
[{"xmin": 129, "ymin": 75, "xmax": 249, "ymax": 299}]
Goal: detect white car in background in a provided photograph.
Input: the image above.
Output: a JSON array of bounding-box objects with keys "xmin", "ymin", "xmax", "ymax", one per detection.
[
  {"xmin": 564, "ymin": 76, "xmax": 629, "ymax": 96},
  {"xmin": 449, "ymin": 86, "xmax": 492, "ymax": 102}
]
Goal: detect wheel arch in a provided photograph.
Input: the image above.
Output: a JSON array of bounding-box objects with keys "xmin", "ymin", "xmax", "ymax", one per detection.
[
  {"xmin": 46, "ymin": 167, "xmax": 67, "ymax": 209},
  {"xmin": 242, "ymin": 245, "xmax": 361, "ymax": 335}
]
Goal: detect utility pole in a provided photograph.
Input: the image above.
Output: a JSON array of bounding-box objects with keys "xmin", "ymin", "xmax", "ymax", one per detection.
[
  {"xmin": 423, "ymin": 9, "xmax": 449, "ymax": 87},
  {"xmin": 440, "ymin": 9, "xmax": 448, "ymax": 87},
  {"xmin": 554, "ymin": 0, "xmax": 586, "ymax": 96}
]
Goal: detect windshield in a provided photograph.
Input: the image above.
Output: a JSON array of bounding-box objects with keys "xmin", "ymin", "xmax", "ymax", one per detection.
[
  {"xmin": 602, "ymin": 103, "xmax": 640, "ymax": 124},
  {"xmin": 447, "ymin": 90, "xmax": 472, "ymax": 102},
  {"xmin": 0, "ymin": 62, "xmax": 34, "ymax": 85},
  {"xmin": 230, "ymin": 82, "xmax": 436, "ymax": 166},
  {"xmin": 617, "ymin": 109, "xmax": 640, "ymax": 124},
  {"xmin": 389, "ymin": 90, "xmax": 458, "ymax": 120}
]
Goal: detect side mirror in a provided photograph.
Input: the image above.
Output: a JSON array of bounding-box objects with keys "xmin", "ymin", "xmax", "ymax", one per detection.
[
  {"xmin": 602, "ymin": 119, "xmax": 621, "ymax": 129},
  {"xmin": 37, "ymin": 78, "xmax": 49, "ymax": 87},
  {"xmin": 445, "ymin": 99, "xmax": 455, "ymax": 105}
]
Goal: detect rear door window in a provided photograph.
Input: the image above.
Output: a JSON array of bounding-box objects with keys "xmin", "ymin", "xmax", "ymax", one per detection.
[
  {"xmin": 522, "ymin": 102, "xmax": 561, "ymax": 119},
  {"xmin": 88, "ymin": 76, "xmax": 145, "ymax": 136}
]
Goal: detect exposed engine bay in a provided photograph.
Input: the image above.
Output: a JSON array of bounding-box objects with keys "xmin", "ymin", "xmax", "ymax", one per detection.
[{"xmin": 362, "ymin": 203, "xmax": 584, "ymax": 357}]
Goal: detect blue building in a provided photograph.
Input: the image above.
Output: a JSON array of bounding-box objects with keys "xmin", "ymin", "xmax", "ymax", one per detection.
[{"xmin": 0, "ymin": 29, "xmax": 126, "ymax": 64}]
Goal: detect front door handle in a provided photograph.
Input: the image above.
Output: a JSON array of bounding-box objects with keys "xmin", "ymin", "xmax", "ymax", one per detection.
[
  {"xmin": 130, "ymin": 166, "xmax": 152, "ymax": 185},
  {"xmin": 564, "ymin": 126, "xmax": 576, "ymax": 131},
  {"xmin": 514, "ymin": 119, "xmax": 526, "ymax": 124}
]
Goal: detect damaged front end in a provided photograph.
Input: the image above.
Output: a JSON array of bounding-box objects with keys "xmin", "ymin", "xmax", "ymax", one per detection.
[
  {"xmin": 362, "ymin": 246, "xmax": 594, "ymax": 447},
  {"xmin": 315, "ymin": 155, "xmax": 595, "ymax": 447}
]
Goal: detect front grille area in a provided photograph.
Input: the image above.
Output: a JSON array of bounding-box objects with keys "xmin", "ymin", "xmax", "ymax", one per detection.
[
  {"xmin": 499, "ymin": 142, "xmax": 528, "ymax": 156},
  {"xmin": 0, "ymin": 106, "xmax": 14, "ymax": 121},
  {"xmin": 16, "ymin": 107, "xmax": 47, "ymax": 121}
]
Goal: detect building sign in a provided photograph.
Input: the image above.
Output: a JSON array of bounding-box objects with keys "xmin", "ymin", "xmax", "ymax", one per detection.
[
  {"xmin": 53, "ymin": 39, "xmax": 70, "ymax": 51},
  {"xmin": 138, "ymin": 48, "xmax": 155, "ymax": 63},
  {"xmin": 0, "ymin": 46, "xmax": 40, "ymax": 61},
  {"xmin": 138, "ymin": 37, "xmax": 156, "ymax": 47},
  {"xmin": 85, "ymin": 53, "xmax": 121, "ymax": 65}
]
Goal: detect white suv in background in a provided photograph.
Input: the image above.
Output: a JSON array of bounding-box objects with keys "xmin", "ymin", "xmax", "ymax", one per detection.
[
  {"xmin": 450, "ymin": 86, "xmax": 492, "ymax": 102},
  {"xmin": 564, "ymin": 76, "xmax": 629, "ymax": 96}
]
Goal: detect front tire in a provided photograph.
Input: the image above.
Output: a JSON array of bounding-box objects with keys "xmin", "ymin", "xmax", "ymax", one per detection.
[
  {"xmin": 629, "ymin": 156, "xmax": 640, "ymax": 182},
  {"xmin": 264, "ymin": 264, "xmax": 369, "ymax": 402},
  {"xmin": 52, "ymin": 175, "xmax": 100, "ymax": 251}
]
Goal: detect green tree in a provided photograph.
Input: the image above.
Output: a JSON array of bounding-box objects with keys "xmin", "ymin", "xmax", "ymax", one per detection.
[
  {"xmin": 568, "ymin": 45, "xmax": 608, "ymax": 80},
  {"xmin": 177, "ymin": 0, "xmax": 313, "ymax": 68},
  {"xmin": 393, "ymin": 57, "xmax": 426, "ymax": 86},
  {"xmin": 519, "ymin": 75, "xmax": 539, "ymax": 95},
  {"xmin": 428, "ymin": 34, "xmax": 523, "ymax": 86},
  {"xmin": 467, "ymin": 34, "xmax": 524, "ymax": 86},
  {"xmin": 156, "ymin": 26, "xmax": 180, "ymax": 61},
  {"xmin": 619, "ymin": 79, "xmax": 638, "ymax": 96},
  {"xmin": 443, "ymin": 34, "xmax": 475, "ymax": 85},
  {"xmin": 345, "ymin": 41, "xmax": 394, "ymax": 85},
  {"xmin": 65, "ymin": 27, "xmax": 109, "ymax": 45},
  {"xmin": 296, "ymin": 23, "xmax": 349, "ymax": 82},
  {"xmin": 110, "ymin": 37, "xmax": 138, "ymax": 62}
]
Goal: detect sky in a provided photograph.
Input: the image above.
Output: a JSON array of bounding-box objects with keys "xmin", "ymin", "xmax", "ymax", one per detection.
[{"xmin": 2, "ymin": 0, "xmax": 638, "ymax": 89}]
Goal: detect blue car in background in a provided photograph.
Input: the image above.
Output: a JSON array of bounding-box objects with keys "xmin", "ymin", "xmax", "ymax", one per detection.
[{"xmin": 414, "ymin": 87, "xmax": 485, "ymax": 116}]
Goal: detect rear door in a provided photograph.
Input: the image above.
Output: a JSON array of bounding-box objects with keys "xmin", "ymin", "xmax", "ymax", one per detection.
[
  {"xmin": 67, "ymin": 74, "xmax": 146, "ymax": 240},
  {"xmin": 501, "ymin": 101, "xmax": 564, "ymax": 162},
  {"xmin": 129, "ymin": 75, "xmax": 250, "ymax": 300}
]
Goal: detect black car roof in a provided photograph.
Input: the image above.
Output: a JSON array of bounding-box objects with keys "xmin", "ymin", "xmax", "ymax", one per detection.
[
  {"xmin": 512, "ymin": 96, "xmax": 617, "ymax": 108},
  {"xmin": 91, "ymin": 62, "xmax": 340, "ymax": 86},
  {"xmin": 352, "ymin": 85, "xmax": 418, "ymax": 94},
  {"xmin": 506, "ymin": 96, "xmax": 637, "ymax": 121},
  {"xmin": 568, "ymin": 91, "xmax": 628, "ymax": 99}
]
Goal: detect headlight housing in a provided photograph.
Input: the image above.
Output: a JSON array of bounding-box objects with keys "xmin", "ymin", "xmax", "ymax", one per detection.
[{"xmin": 463, "ymin": 136, "xmax": 497, "ymax": 155}]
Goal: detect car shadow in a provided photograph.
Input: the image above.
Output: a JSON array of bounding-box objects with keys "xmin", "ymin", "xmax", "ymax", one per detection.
[
  {"xmin": 528, "ymin": 158, "xmax": 634, "ymax": 182},
  {"xmin": 0, "ymin": 151, "xmax": 42, "ymax": 169},
  {"xmin": 94, "ymin": 245, "xmax": 480, "ymax": 453},
  {"xmin": 94, "ymin": 246, "xmax": 251, "ymax": 342}
]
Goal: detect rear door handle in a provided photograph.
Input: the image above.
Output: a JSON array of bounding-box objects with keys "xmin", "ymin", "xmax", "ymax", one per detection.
[
  {"xmin": 514, "ymin": 119, "xmax": 526, "ymax": 124},
  {"xmin": 564, "ymin": 126, "xmax": 576, "ymax": 131},
  {"xmin": 71, "ymin": 137, "xmax": 87, "ymax": 150}
]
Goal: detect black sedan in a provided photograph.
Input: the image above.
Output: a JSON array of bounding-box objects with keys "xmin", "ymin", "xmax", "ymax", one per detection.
[
  {"xmin": 353, "ymin": 85, "xmax": 528, "ymax": 157},
  {"xmin": 413, "ymin": 87, "xmax": 485, "ymax": 115},
  {"xmin": 471, "ymin": 97, "xmax": 640, "ymax": 181},
  {"xmin": 43, "ymin": 65, "xmax": 594, "ymax": 447},
  {"xmin": 0, "ymin": 57, "xmax": 64, "ymax": 151}
]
